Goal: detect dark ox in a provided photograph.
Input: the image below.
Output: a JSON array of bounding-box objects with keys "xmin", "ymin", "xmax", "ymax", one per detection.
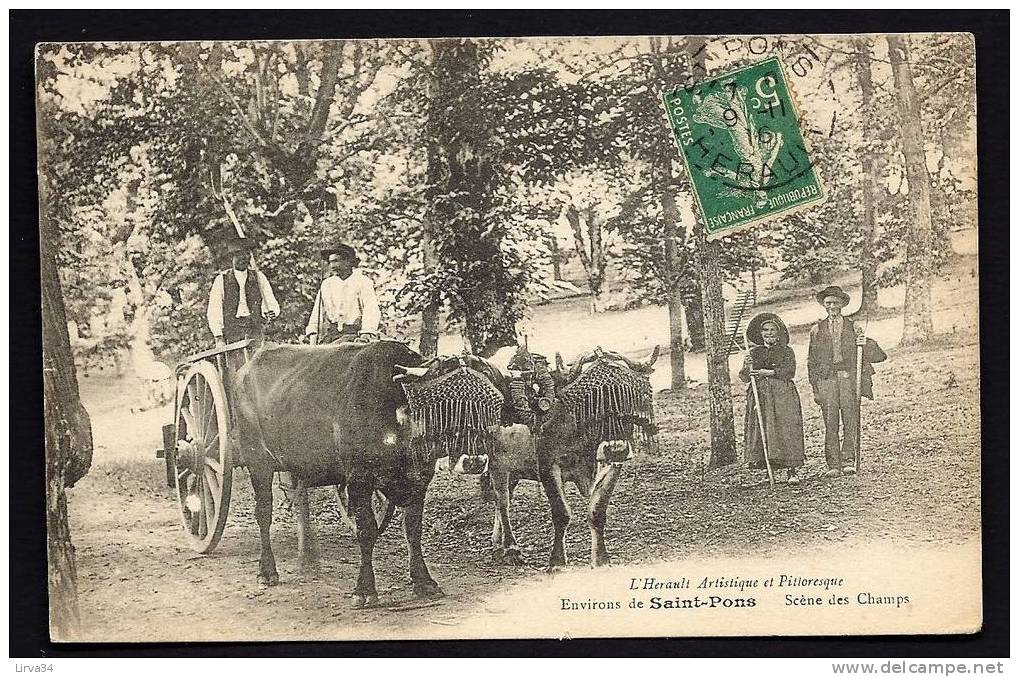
[
  {"xmin": 232, "ymin": 340, "xmax": 505, "ymax": 603},
  {"xmin": 234, "ymin": 340, "xmax": 500, "ymax": 607},
  {"xmin": 487, "ymin": 347, "xmax": 659, "ymax": 570}
]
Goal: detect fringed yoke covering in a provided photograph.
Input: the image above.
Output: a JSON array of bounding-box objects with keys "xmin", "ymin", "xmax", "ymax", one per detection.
[
  {"xmin": 559, "ymin": 359, "xmax": 656, "ymax": 445},
  {"xmin": 401, "ymin": 364, "xmax": 505, "ymax": 462}
]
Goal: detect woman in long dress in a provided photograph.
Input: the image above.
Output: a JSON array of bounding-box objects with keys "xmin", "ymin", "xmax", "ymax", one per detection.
[{"xmin": 739, "ymin": 313, "xmax": 806, "ymax": 484}]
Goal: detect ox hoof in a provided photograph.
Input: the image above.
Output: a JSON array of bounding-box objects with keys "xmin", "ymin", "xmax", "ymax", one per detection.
[
  {"xmin": 352, "ymin": 593, "xmax": 379, "ymax": 609},
  {"xmin": 257, "ymin": 572, "xmax": 280, "ymax": 587},
  {"xmin": 498, "ymin": 548, "xmax": 525, "ymax": 566},
  {"xmin": 413, "ymin": 580, "xmax": 445, "ymax": 599}
]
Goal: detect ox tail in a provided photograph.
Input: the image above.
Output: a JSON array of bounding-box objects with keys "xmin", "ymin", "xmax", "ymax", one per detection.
[
  {"xmin": 234, "ymin": 366, "xmax": 285, "ymax": 471},
  {"xmin": 479, "ymin": 472, "xmax": 495, "ymax": 502}
]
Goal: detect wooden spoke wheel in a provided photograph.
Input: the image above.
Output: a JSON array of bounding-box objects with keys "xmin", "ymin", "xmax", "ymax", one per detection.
[
  {"xmin": 336, "ymin": 487, "xmax": 395, "ymax": 537},
  {"xmin": 173, "ymin": 360, "xmax": 233, "ymax": 553}
]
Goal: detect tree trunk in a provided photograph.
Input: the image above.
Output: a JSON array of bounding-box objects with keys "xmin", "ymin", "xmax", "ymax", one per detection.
[
  {"xmin": 697, "ymin": 234, "xmax": 738, "ymax": 468},
  {"xmin": 305, "ymin": 42, "xmax": 343, "ymax": 141},
  {"xmin": 548, "ymin": 234, "xmax": 563, "ymax": 281},
  {"xmin": 666, "ymin": 292, "xmax": 687, "ymax": 389},
  {"xmin": 587, "ymin": 207, "xmax": 606, "ymax": 312},
  {"xmin": 856, "ymin": 40, "xmax": 880, "ymax": 314},
  {"xmin": 426, "ymin": 39, "xmax": 516, "ymax": 357},
  {"xmin": 859, "ymin": 150, "xmax": 880, "ymax": 313},
  {"xmin": 888, "ymin": 35, "xmax": 936, "ymax": 344},
  {"xmin": 682, "ymin": 282, "xmax": 706, "ymax": 351},
  {"xmin": 691, "ymin": 37, "xmax": 737, "ymax": 467},
  {"xmin": 565, "ymin": 203, "xmax": 606, "ymax": 313},
  {"xmin": 660, "ymin": 181, "xmax": 686, "ymax": 389},
  {"xmin": 41, "ymin": 178, "xmax": 93, "ymax": 639},
  {"xmin": 419, "ymin": 222, "xmax": 440, "ymax": 357}
]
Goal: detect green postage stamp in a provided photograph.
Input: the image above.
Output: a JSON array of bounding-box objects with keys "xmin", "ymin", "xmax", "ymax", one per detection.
[{"xmin": 663, "ymin": 56, "xmax": 825, "ymax": 238}]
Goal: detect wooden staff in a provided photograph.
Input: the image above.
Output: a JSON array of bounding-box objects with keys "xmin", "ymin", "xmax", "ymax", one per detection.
[
  {"xmin": 854, "ymin": 339, "xmax": 864, "ymax": 473},
  {"xmin": 743, "ymin": 330, "xmax": 775, "ymax": 490}
]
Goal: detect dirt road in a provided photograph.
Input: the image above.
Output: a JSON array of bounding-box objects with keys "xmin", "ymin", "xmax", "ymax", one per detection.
[{"xmin": 67, "ymin": 259, "xmax": 981, "ymax": 642}]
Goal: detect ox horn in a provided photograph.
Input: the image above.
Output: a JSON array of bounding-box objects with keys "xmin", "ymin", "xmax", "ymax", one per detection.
[
  {"xmin": 394, "ymin": 364, "xmax": 428, "ymax": 377},
  {"xmin": 645, "ymin": 345, "xmax": 661, "ymax": 368}
]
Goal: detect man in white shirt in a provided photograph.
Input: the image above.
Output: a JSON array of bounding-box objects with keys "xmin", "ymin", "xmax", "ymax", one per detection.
[
  {"xmin": 206, "ymin": 237, "xmax": 281, "ymax": 348},
  {"xmin": 305, "ymin": 244, "xmax": 380, "ymax": 344}
]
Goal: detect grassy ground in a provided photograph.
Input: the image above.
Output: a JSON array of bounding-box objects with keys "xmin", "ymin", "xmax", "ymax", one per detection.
[{"xmin": 65, "ymin": 243, "xmax": 981, "ymax": 641}]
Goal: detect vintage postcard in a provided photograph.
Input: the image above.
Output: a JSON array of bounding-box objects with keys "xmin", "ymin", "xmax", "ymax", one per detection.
[{"xmin": 39, "ymin": 32, "xmax": 981, "ymax": 642}]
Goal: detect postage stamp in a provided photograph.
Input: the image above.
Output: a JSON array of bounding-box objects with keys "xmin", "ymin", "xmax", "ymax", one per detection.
[{"xmin": 663, "ymin": 56, "xmax": 826, "ymax": 238}]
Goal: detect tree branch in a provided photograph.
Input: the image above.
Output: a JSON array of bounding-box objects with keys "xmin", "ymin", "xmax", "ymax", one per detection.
[{"xmin": 193, "ymin": 55, "xmax": 267, "ymax": 147}]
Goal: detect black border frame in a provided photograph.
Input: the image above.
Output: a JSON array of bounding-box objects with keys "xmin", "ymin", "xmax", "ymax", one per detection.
[{"xmin": 10, "ymin": 9, "xmax": 1009, "ymax": 658}]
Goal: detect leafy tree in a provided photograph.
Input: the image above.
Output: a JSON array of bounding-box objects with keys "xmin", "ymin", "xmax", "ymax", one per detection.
[{"xmin": 38, "ymin": 41, "xmax": 397, "ymax": 357}]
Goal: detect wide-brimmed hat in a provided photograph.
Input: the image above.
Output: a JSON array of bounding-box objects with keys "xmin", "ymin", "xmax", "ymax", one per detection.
[
  {"xmin": 223, "ymin": 237, "xmax": 259, "ymax": 254},
  {"xmin": 745, "ymin": 312, "xmax": 790, "ymax": 347},
  {"xmin": 815, "ymin": 285, "xmax": 850, "ymax": 307},
  {"xmin": 320, "ymin": 243, "xmax": 359, "ymax": 265}
]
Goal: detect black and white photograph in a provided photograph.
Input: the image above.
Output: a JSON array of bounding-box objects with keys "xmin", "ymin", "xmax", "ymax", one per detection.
[{"xmin": 32, "ymin": 24, "xmax": 992, "ymax": 645}]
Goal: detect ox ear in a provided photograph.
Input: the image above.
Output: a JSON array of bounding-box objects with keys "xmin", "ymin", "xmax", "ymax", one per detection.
[
  {"xmin": 646, "ymin": 345, "xmax": 661, "ymax": 368},
  {"xmin": 555, "ymin": 352, "xmax": 565, "ymax": 373}
]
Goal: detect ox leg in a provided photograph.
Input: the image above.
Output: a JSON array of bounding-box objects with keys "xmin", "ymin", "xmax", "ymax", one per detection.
[
  {"xmin": 589, "ymin": 463, "xmax": 622, "ymax": 567},
  {"xmin": 250, "ymin": 468, "xmax": 279, "ymax": 586},
  {"xmin": 293, "ymin": 480, "xmax": 320, "ymax": 571},
  {"xmin": 490, "ymin": 507, "xmax": 503, "ymax": 550},
  {"xmin": 349, "ymin": 481, "xmax": 379, "ymax": 608},
  {"xmin": 538, "ymin": 461, "xmax": 571, "ymax": 572},
  {"xmin": 404, "ymin": 488, "xmax": 443, "ymax": 599},
  {"xmin": 491, "ymin": 473, "xmax": 524, "ymax": 565}
]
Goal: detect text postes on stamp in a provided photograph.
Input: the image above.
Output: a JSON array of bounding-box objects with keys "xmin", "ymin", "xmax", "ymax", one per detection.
[{"xmin": 663, "ymin": 56, "xmax": 825, "ymax": 238}]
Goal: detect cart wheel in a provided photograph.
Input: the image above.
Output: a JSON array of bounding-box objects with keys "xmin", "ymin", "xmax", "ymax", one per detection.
[
  {"xmin": 336, "ymin": 487, "xmax": 395, "ymax": 537},
  {"xmin": 173, "ymin": 360, "xmax": 233, "ymax": 553}
]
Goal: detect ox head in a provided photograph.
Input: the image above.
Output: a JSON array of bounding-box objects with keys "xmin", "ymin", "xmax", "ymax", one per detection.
[
  {"xmin": 551, "ymin": 346, "xmax": 660, "ymax": 461},
  {"xmin": 394, "ymin": 354, "xmax": 507, "ymax": 473}
]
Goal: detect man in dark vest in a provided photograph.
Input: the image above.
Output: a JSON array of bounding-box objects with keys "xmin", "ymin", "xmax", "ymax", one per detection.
[
  {"xmin": 807, "ymin": 285, "xmax": 887, "ymax": 477},
  {"xmin": 206, "ymin": 237, "xmax": 280, "ymax": 348}
]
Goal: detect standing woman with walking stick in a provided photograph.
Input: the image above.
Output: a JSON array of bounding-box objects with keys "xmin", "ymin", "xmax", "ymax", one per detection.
[{"xmin": 739, "ymin": 313, "xmax": 806, "ymax": 485}]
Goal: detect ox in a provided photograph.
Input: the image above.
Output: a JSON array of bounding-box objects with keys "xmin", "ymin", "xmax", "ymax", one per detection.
[
  {"xmin": 234, "ymin": 341, "xmax": 505, "ymax": 608},
  {"xmin": 235, "ymin": 341, "xmax": 438, "ymax": 607},
  {"xmin": 486, "ymin": 347, "xmax": 659, "ymax": 570}
]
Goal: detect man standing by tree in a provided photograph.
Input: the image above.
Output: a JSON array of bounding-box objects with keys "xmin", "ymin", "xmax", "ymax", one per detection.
[
  {"xmin": 807, "ymin": 285, "xmax": 886, "ymax": 477},
  {"xmin": 206, "ymin": 237, "xmax": 280, "ymax": 347},
  {"xmin": 305, "ymin": 244, "xmax": 381, "ymax": 344}
]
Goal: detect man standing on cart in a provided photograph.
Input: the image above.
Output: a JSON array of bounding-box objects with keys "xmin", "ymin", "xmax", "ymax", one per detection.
[
  {"xmin": 206, "ymin": 236, "xmax": 280, "ymax": 348},
  {"xmin": 305, "ymin": 243, "xmax": 380, "ymax": 344}
]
